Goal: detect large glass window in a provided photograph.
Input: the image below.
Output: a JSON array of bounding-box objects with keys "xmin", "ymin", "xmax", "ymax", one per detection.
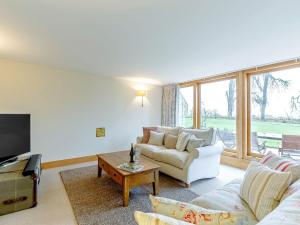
[
  {"xmin": 250, "ymin": 67, "xmax": 300, "ymax": 159},
  {"xmin": 201, "ymin": 79, "xmax": 237, "ymax": 150},
  {"xmin": 177, "ymin": 86, "xmax": 194, "ymax": 128}
]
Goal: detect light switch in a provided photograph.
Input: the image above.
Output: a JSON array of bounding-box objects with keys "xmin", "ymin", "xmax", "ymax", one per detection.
[{"xmin": 96, "ymin": 127, "xmax": 105, "ymax": 137}]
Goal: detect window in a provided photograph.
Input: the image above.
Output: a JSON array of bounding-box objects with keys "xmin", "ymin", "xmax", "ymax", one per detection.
[
  {"xmin": 201, "ymin": 79, "xmax": 237, "ymax": 150},
  {"xmin": 177, "ymin": 86, "xmax": 194, "ymax": 128},
  {"xmin": 249, "ymin": 67, "xmax": 300, "ymax": 159}
]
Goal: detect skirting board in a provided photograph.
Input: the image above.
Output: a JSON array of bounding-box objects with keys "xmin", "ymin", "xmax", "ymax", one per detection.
[
  {"xmin": 42, "ymin": 154, "xmax": 248, "ymax": 170},
  {"xmin": 42, "ymin": 155, "xmax": 97, "ymax": 169},
  {"xmin": 221, "ymin": 155, "xmax": 249, "ymax": 170}
]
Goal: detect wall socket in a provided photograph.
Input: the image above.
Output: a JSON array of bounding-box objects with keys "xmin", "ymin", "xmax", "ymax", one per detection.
[{"xmin": 96, "ymin": 127, "xmax": 105, "ymax": 137}]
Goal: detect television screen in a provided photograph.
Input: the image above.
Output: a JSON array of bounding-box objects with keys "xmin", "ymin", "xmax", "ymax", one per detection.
[{"xmin": 0, "ymin": 114, "xmax": 30, "ymax": 163}]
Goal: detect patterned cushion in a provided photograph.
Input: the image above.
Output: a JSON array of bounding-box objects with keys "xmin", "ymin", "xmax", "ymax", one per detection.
[
  {"xmin": 149, "ymin": 195, "xmax": 243, "ymax": 225},
  {"xmin": 260, "ymin": 152, "xmax": 300, "ymax": 183},
  {"xmin": 240, "ymin": 161, "xmax": 292, "ymax": 221},
  {"xmin": 135, "ymin": 211, "xmax": 192, "ymax": 225},
  {"xmin": 176, "ymin": 132, "xmax": 190, "ymax": 151},
  {"xmin": 191, "ymin": 179, "xmax": 258, "ymax": 225}
]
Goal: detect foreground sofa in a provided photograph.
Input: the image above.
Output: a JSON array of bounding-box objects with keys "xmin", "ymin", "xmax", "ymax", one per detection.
[
  {"xmin": 135, "ymin": 126, "xmax": 224, "ymax": 186},
  {"xmin": 135, "ymin": 152, "xmax": 300, "ymax": 225}
]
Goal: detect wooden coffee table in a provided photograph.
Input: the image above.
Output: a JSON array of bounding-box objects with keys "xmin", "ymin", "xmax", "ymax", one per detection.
[{"xmin": 97, "ymin": 150, "xmax": 160, "ymax": 207}]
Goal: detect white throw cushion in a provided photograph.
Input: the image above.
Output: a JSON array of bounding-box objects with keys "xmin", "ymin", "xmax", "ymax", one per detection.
[
  {"xmin": 148, "ymin": 131, "xmax": 164, "ymax": 146},
  {"xmin": 176, "ymin": 132, "xmax": 190, "ymax": 151},
  {"xmin": 186, "ymin": 135, "xmax": 206, "ymax": 152},
  {"xmin": 240, "ymin": 161, "xmax": 292, "ymax": 221},
  {"xmin": 181, "ymin": 128, "xmax": 214, "ymax": 146}
]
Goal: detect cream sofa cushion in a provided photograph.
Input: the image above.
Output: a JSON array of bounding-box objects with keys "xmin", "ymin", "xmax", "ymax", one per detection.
[
  {"xmin": 148, "ymin": 131, "xmax": 164, "ymax": 146},
  {"xmin": 181, "ymin": 128, "xmax": 214, "ymax": 146},
  {"xmin": 176, "ymin": 132, "xmax": 190, "ymax": 151},
  {"xmin": 157, "ymin": 126, "xmax": 181, "ymax": 136},
  {"xmin": 135, "ymin": 144, "xmax": 167, "ymax": 159},
  {"xmin": 153, "ymin": 149, "xmax": 190, "ymax": 169},
  {"xmin": 240, "ymin": 161, "xmax": 292, "ymax": 221},
  {"xmin": 186, "ymin": 136, "xmax": 206, "ymax": 153},
  {"xmin": 136, "ymin": 144, "xmax": 190, "ymax": 169},
  {"xmin": 191, "ymin": 178, "xmax": 258, "ymax": 225},
  {"xmin": 164, "ymin": 134, "xmax": 178, "ymax": 149}
]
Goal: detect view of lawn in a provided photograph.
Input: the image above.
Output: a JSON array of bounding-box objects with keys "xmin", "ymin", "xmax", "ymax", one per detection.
[{"xmin": 183, "ymin": 117, "xmax": 300, "ymax": 149}]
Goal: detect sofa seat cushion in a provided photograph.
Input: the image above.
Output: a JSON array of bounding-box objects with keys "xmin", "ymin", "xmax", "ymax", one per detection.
[
  {"xmin": 153, "ymin": 149, "xmax": 190, "ymax": 169},
  {"xmin": 136, "ymin": 144, "xmax": 190, "ymax": 169},
  {"xmin": 191, "ymin": 179, "xmax": 258, "ymax": 225},
  {"xmin": 135, "ymin": 144, "xmax": 167, "ymax": 159},
  {"xmin": 258, "ymin": 189, "xmax": 300, "ymax": 225}
]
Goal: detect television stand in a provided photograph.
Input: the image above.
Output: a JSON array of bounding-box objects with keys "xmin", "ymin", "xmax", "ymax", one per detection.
[
  {"xmin": 0, "ymin": 154, "xmax": 42, "ymax": 216},
  {"xmin": 0, "ymin": 157, "xmax": 18, "ymax": 168}
]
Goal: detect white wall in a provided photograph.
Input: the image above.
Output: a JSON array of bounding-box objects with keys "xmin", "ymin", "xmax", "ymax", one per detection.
[{"xmin": 0, "ymin": 59, "xmax": 162, "ymax": 162}]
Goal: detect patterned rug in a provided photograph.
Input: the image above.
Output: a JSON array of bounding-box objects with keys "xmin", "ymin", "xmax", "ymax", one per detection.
[{"xmin": 60, "ymin": 166, "xmax": 198, "ymax": 225}]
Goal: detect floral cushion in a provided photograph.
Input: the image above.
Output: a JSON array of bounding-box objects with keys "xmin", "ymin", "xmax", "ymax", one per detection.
[
  {"xmin": 135, "ymin": 211, "xmax": 193, "ymax": 225},
  {"xmin": 191, "ymin": 179, "xmax": 258, "ymax": 225},
  {"xmin": 149, "ymin": 195, "xmax": 243, "ymax": 225}
]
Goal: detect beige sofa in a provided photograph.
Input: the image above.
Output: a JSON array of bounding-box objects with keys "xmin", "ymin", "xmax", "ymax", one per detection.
[{"xmin": 135, "ymin": 126, "xmax": 224, "ymax": 186}]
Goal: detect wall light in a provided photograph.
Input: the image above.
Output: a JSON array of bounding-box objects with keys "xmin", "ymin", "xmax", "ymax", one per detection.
[{"xmin": 136, "ymin": 90, "xmax": 146, "ymax": 107}]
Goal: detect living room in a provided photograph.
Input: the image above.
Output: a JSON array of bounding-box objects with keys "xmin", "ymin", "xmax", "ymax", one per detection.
[{"xmin": 1, "ymin": 1, "xmax": 300, "ymax": 225}]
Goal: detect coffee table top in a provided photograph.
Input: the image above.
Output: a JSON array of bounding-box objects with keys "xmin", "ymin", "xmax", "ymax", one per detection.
[{"xmin": 97, "ymin": 150, "xmax": 160, "ymax": 176}]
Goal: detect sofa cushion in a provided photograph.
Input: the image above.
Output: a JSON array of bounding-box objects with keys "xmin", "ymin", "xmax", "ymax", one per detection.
[
  {"xmin": 181, "ymin": 128, "xmax": 215, "ymax": 146},
  {"xmin": 164, "ymin": 134, "xmax": 178, "ymax": 149},
  {"xmin": 135, "ymin": 144, "xmax": 167, "ymax": 158},
  {"xmin": 135, "ymin": 211, "xmax": 192, "ymax": 225},
  {"xmin": 153, "ymin": 149, "xmax": 190, "ymax": 169},
  {"xmin": 142, "ymin": 127, "xmax": 158, "ymax": 143},
  {"xmin": 176, "ymin": 132, "xmax": 190, "ymax": 151},
  {"xmin": 260, "ymin": 151, "xmax": 300, "ymax": 183},
  {"xmin": 191, "ymin": 179, "xmax": 258, "ymax": 225},
  {"xmin": 149, "ymin": 195, "xmax": 244, "ymax": 225},
  {"xmin": 157, "ymin": 126, "xmax": 181, "ymax": 136},
  {"xmin": 281, "ymin": 178, "xmax": 300, "ymax": 201},
  {"xmin": 240, "ymin": 161, "xmax": 292, "ymax": 221},
  {"xmin": 186, "ymin": 136, "xmax": 206, "ymax": 153},
  {"xmin": 257, "ymin": 189, "xmax": 300, "ymax": 225},
  {"xmin": 148, "ymin": 131, "xmax": 165, "ymax": 146}
]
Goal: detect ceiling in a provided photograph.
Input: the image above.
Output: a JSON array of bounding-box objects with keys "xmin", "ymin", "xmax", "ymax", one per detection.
[{"xmin": 0, "ymin": 0, "xmax": 300, "ymax": 85}]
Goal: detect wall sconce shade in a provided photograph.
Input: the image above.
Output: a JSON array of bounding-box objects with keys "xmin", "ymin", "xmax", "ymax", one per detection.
[{"xmin": 136, "ymin": 90, "xmax": 146, "ymax": 107}]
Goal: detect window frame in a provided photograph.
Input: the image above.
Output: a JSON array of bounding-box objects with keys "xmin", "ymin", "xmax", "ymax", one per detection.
[
  {"xmin": 245, "ymin": 61, "xmax": 300, "ymax": 158},
  {"xmin": 178, "ymin": 58, "xmax": 300, "ymax": 167}
]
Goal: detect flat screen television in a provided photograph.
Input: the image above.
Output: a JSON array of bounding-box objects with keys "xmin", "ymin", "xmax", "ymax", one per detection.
[{"xmin": 0, "ymin": 114, "xmax": 30, "ymax": 164}]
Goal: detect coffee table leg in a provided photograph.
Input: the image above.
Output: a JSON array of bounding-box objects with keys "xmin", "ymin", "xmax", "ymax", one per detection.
[
  {"xmin": 98, "ymin": 164, "xmax": 102, "ymax": 177},
  {"xmin": 123, "ymin": 177, "xmax": 129, "ymax": 207},
  {"xmin": 152, "ymin": 170, "xmax": 159, "ymax": 195}
]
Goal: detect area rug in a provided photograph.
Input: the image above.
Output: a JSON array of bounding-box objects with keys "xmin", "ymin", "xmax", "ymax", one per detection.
[{"xmin": 60, "ymin": 165, "xmax": 198, "ymax": 225}]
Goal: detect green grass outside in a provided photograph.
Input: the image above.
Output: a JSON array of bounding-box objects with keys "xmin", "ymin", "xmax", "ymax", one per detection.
[{"xmin": 183, "ymin": 117, "xmax": 300, "ymax": 148}]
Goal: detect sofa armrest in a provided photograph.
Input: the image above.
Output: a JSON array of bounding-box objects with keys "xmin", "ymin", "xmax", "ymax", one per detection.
[
  {"xmin": 191, "ymin": 141, "xmax": 224, "ymax": 159},
  {"xmin": 136, "ymin": 136, "xmax": 143, "ymax": 144}
]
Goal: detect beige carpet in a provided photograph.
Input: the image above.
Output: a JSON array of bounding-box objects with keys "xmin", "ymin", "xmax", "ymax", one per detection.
[{"xmin": 60, "ymin": 166, "xmax": 198, "ymax": 225}]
